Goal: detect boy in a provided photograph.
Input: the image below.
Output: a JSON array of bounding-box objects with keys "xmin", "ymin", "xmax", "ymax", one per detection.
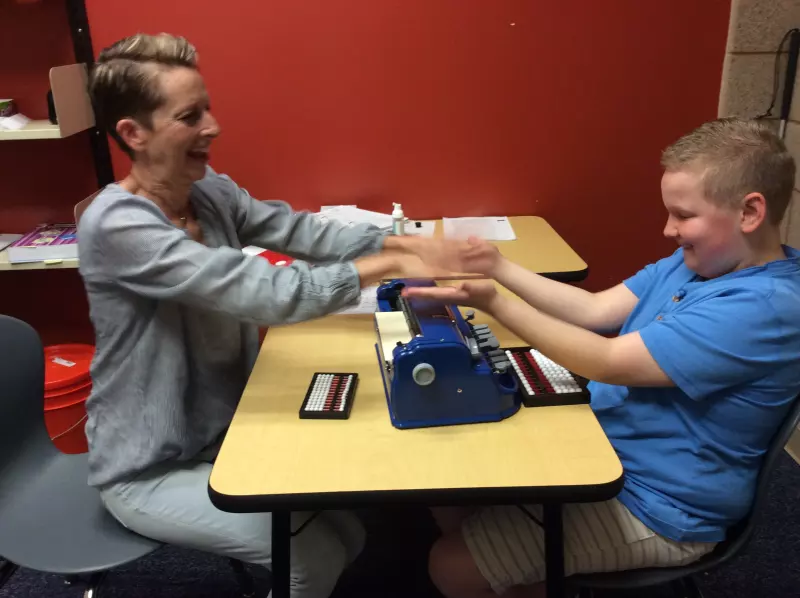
[{"xmin": 404, "ymin": 118, "xmax": 800, "ymax": 598}]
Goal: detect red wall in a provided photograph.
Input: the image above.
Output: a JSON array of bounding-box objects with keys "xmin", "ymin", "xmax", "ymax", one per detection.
[{"xmin": 2, "ymin": 0, "xmax": 731, "ymax": 343}]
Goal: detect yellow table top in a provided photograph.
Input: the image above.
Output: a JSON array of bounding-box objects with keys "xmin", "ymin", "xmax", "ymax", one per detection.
[{"xmin": 209, "ymin": 216, "xmax": 621, "ymax": 511}]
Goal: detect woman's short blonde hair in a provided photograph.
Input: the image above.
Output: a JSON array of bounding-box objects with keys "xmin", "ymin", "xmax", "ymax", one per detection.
[
  {"xmin": 661, "ymin": 118, "xmax": 795, "ymax": 225},
  {"xmin": 89, "ymin": 33, "xmax": 198, "ymax": 157}
]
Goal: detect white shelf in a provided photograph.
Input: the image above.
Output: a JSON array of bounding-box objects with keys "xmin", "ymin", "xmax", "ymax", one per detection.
[
  {"xmin": 0, "ymin": 250, "xmax": 79, "ymax": 271},
  {"xmin": 0, "ymin": 64, "xmax": 95, "ymax": 141},
  {"xmin": 0, "ymin": 119, "xmax": 62, "ymax": 140}
]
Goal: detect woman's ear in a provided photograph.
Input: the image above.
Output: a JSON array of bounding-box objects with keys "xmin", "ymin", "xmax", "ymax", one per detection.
[
  {"xmin": 116, "ymin": 118, "xmax": 149, "ymax": 154},
  {"xmin": 740, "ymin": 192, "xmax": 768, "ymax": 233}
]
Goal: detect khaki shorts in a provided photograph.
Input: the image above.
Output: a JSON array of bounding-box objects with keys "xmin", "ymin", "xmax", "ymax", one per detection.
[{"xmin": 462, "ymin": 499, "xmax": 717, "ymax": 594}]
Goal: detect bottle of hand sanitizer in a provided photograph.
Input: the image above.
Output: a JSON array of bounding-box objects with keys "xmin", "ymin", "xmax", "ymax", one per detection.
[{"xmin": 392, "ymin": 202, "xmax": 405, "ymax": 235}]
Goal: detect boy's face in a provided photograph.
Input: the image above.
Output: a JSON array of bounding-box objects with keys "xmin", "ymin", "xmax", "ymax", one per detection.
[{"xmin": 661, "ymin": 169, "xmax": 746, "ymax": 278}]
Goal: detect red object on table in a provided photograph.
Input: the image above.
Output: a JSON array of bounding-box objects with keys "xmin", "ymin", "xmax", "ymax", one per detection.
[{"xmin": 242, "ymin": 246, "xmax": 294, "ymax": 266}]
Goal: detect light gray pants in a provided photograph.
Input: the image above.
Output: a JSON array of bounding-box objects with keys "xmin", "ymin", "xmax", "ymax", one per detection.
[{"xmin": 99, "ymin": 453, "xmax": 365, "ymax": 598}]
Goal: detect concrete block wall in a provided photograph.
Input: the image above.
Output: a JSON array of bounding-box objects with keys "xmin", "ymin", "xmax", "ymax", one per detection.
[{"xmin": 718, "ymin": 0, "xmax": 800, "ymax": 247}]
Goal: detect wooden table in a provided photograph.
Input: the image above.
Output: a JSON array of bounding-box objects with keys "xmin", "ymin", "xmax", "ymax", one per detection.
[
  {"xmin": 438, "ymin": 216, "xmax": 589, "ymax": 282},
  {"xmin": 209, "ymin": 216, "xmax": 621, "ymax": 598}
]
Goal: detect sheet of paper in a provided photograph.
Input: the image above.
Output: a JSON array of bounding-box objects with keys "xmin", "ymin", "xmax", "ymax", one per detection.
[
  {"xmin": 333, "ymin": 285, "xmax": 379, "ymax": 315},
  {"xmin": 442, "ymin": 216, "xmax": 516, "ymax": 241},
  {"xmin": 375, "ymin": 311, "xmax": 412, "ymax": 363},
  {"xmin": 318, "ymin": 205, "xmax": 393, "ymax": 229}
]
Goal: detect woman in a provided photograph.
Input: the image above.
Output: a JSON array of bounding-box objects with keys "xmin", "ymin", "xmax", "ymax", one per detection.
[{"xmin": 80, "ymin": 32, "xmax": 461, "ymax": 598}]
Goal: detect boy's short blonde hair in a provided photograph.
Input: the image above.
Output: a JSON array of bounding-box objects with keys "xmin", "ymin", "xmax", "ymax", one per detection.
[
  {"xmin": 89, "ymin": 33, "xmax": 198, "ymax": 157},
  {"xmin": 661, "ymin": 118, "xmax": 795, "ymax": 225}
]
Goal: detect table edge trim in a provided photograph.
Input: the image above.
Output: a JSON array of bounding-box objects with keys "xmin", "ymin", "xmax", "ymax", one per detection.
[{"xmin": 207, "ymin": 472, "xmax": 624, "ymax": 513}]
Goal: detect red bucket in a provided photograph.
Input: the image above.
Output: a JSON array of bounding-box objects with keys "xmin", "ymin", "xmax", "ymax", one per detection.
[{"xmin": 43, "ymin": 344, "xmax": 94, "ymax": 454}]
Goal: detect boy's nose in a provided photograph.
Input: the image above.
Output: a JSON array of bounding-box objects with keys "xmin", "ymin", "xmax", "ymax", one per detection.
[{"xmin": 663, "ymin": 219, "xmax": 678, "ymax": 238}]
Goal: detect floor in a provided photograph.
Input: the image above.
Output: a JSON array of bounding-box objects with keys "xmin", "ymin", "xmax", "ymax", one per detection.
[{"xmin": 2, "ymin": 453, "xmax": 799, "ymax": 598}]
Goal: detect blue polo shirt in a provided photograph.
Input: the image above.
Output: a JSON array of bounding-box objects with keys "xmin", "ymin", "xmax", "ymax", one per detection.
[{"xmin": 590, "ymin": 246, "xmax": 800, "ymax": 543}]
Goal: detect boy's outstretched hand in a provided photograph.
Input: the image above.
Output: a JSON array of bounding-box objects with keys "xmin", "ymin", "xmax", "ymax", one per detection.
[
  {"xmin": 401, "ymin": 280, "xmax": 501, "ymax": 313},
  {"xmin": 457, "ymin": 236, "xmax": 503, "ymax": 275}
]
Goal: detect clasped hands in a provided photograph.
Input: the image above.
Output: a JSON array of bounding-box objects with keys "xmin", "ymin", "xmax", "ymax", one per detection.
[{"xmin": 388, "ymin": 236, "xmax": 505, "ymax": 313}]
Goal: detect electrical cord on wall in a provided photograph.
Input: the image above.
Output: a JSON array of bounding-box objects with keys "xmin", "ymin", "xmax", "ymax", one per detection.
[{"xmin": 755, "ymin": 28, "xmax": 800, "ymax": 120}]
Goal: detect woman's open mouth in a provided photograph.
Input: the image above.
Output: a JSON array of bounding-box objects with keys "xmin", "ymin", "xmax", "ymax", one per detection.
[{"xmin": 187, "ymin": 149, "xmax": 209, "ymax": 161}]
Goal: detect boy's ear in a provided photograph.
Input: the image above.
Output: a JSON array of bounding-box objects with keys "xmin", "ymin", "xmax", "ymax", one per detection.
[
  {"xmin": 740, "ymin": 192, "xmax": 767, "ymax": 233},
  {"xmin": 115, "ymin": 117, "xmax": 150, "ymax": 154}
]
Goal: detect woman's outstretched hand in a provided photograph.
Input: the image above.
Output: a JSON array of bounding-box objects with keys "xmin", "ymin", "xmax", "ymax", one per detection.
[{"xmin": 384, "ymin": 235, "xmax": 501, "ymax": 278}]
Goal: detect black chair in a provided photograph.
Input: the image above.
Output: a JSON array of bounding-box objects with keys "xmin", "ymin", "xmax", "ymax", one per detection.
[
  {"xmin": 0, "ymin": 558, "xmax": 16, "ymax": 589},
  {"xmin": 570, "ymin": 393, "xmax": 800, "ymax": 598},
  {"xmin": 0, "ymin": 315, "xmax": 258, "ymax": 597}
]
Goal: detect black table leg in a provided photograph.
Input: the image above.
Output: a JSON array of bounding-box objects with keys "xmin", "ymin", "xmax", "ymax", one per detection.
[
  {"xmin": 544, "ymin": 504, "xmax": 565, "ymax": 598},
  {"xmin": 272, "ymin": 510, "xmax": 291, "ymax": 598}
]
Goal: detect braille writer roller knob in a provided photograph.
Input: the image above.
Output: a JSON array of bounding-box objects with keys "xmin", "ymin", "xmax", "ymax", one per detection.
[{"xmin": 412, "ymin": 363, "xmax": 436, "ymax": 386}]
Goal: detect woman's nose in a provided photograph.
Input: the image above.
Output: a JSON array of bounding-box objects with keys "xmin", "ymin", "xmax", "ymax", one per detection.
[{"xmin": 203, "ymin": 112, "xmax": 221, "ymax": 138}]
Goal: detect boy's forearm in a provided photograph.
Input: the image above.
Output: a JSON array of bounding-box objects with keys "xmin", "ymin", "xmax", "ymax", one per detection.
[
  {"xmin": 492, "ymin": 258, "xmax": 602, "ymax": 329},
  {"xmin": 487, "ymin": 294, "xmax": 614, "ymax": 382}
]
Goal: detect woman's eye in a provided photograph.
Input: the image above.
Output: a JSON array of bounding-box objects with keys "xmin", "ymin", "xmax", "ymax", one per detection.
[{"xmin": 180, "ymin": 111, "xmax": 201, "ymax": 125}]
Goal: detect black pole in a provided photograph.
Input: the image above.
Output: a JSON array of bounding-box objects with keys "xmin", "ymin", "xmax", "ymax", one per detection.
[
  {"xmin": 65, "ymin": 0, "xmax": 115, "ymax": 188},
  {"xmin": 779, "ymin": 29, "xmax": 800, "ymax": 139},
  {"xmin": 544, "ymin": 503, "xmax": 566, "ymax": 598},
  {"xmin": 272, "ymin": 510, "xmax": 291, "ymax": 598}
]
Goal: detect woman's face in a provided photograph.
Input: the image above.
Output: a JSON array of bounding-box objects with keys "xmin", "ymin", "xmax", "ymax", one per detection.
[{"xmin": 120, "ymin": 66, "xmax": 220, "ymax": 185}]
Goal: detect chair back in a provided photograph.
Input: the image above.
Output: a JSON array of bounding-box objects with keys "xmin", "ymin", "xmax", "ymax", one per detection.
[
  {"xmin": 570, "ymin": 392, "xmax": 800, "ymax": 591},
  {"xmin": 0, "ymin": 316, "xmax": 60, "ymax": 501},
  {"xmin": 74, "ymin": 190, "xmax": 100, "ymax": 226},
  {"xmin": 710, "ymin": 393, "xmax": 800, "ymax": 562}
]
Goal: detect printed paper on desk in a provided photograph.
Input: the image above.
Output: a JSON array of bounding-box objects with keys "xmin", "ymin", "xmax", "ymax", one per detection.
[
  {"xmin": 333, "ymin": 285, "xmax": 378, "ymax": 315},
  {"xmin": 320, "ymin": 205, "xmax": 357, "ymax": 211},
  {"xmin": 442, "ymin": 216, "xmax": 516, "ymax": 241},
  {"xmin": 318, "ymin": 205, "xmax": 393, "ymax": 229}
]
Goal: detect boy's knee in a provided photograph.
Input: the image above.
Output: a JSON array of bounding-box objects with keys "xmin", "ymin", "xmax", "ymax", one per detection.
[{"xmin": 429, "ymin": 533, "xmax": 492, "ymax": 598}]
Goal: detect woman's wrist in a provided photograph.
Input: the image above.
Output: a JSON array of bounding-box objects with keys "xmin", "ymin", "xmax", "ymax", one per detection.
[
  {"xmin": 353, "ymin": 253, "xmax": 400, "ymax": 288},
  {"xmin": 382, "ymin": 234, "xmax": 421, "ymax": 254}
]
